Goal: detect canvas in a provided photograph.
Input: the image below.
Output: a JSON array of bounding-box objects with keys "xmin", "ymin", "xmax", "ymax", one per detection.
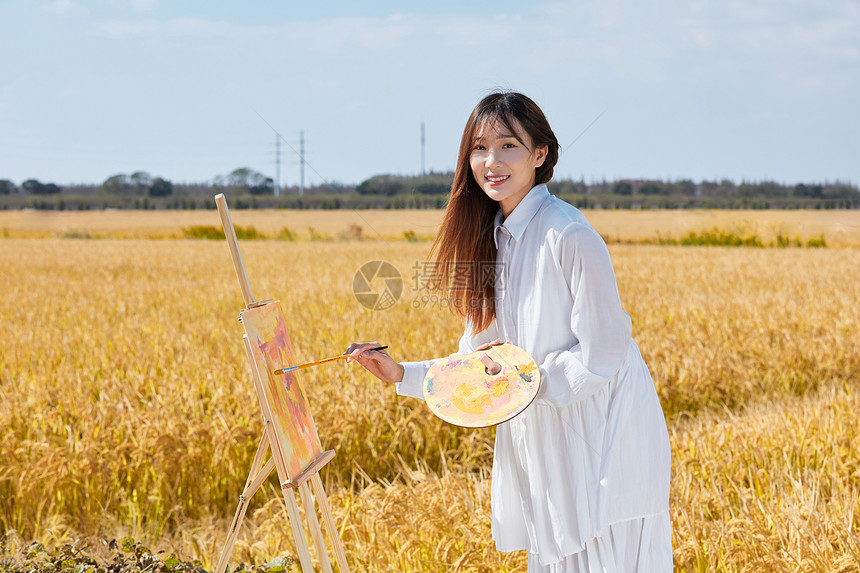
[{"xmin": 241, "ymin": 301, "xmax": 323, "ymax": 481}]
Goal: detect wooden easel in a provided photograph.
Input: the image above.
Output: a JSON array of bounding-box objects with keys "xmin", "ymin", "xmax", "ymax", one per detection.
[{"xmin": 213, "ymin": 194, "xmax": 350, "ymax": 573}]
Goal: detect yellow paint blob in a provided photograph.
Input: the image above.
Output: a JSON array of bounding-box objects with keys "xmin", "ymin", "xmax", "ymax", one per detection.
[
  {"xmin": 452, "ymin": 382, "xmax": 492, "ymax": 415},
  {"xmin": 490, "ymin": 378, "xmax": 510, "ymax": 398}
]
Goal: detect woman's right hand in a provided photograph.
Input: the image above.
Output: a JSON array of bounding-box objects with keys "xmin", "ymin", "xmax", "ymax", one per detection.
[{"xmin": 345, "ymin": 342, "xmax": 405, "ymax": 384}]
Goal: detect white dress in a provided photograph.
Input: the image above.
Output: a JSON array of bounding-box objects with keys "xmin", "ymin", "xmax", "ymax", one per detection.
[{"xmin": 398, "ymin": 184, "xmax": 672, "ymax": 571}]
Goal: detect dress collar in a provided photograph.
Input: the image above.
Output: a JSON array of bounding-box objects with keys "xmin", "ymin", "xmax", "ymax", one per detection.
[{"xmin": 493, "ymin": 183, "xmax": 550, "ymax": 247}]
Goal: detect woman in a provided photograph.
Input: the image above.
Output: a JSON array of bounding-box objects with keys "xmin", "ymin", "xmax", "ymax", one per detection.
[{"xmin": 347, "ymin": 91, "xmax": 672, "ymax": 572}]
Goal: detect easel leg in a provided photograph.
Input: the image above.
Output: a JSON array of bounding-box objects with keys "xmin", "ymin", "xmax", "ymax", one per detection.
[
  {"xmin": 311, "ymin": 474, "xmax": 350, "ymax": 573},
  {"xmin": 215, "ymin": 434, "xmax": 276, "ymax": 573},
  {"xmin": 282, "ymin": 485, "xmax": 315, "ymax": 572},
  {"xmin": 299, "ymin": 482, "xmax": 333, "ymax": 573}
]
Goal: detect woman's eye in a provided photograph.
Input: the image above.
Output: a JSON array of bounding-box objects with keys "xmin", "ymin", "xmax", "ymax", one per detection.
[
  {"xmin": 502, "ymin": 143, "xmax": 516, "ymax": 149},
  {"xmin": 473, "ymin": 145, "xmax": 486, "ymax": 151}
]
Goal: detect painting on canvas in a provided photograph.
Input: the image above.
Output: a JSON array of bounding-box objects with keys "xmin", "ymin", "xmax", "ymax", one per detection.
[{"xmin": 241, "ymin": 301, "xmax": 322, "ymax": 481}]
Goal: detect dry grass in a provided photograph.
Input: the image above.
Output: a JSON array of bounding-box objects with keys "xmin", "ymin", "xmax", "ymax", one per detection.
[
  {"xmin": 0, "ymin": 210, "xmax": 443, "ymax": 241},
  {"xmin": 587, "ymin": 209, "xmax": 860, "ymax": 248},
  {"xmin": 1, "ymin": 210, "xmax": 859, "ymax": 571},
  {"xmin": 2, "ymin": 208, "xmax": 860, "ymax": 246}
]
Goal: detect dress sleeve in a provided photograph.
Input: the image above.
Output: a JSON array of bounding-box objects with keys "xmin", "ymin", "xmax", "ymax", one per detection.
[
  {"xmin": 538, "ymin": 224, "xmax": 632, "ymax": 407},
  {"xmin": 395, "ymin": 322, "xmax": 497, "ymax": 400}
]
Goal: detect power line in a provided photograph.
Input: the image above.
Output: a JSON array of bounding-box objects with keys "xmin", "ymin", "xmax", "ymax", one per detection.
[
  {"xmin": 268, "ymin": 129, "xmax": 308, "ymax": 194},
  {"xmin": 275, "ymin": 134, "xmax": 280, "ymax": 197},
  {"xmin": 421, "ymin": 121, "xmax": 426, "ymax": 176},
  {"xmin": 299, "ymin": 130, "xmax": 305, "ymax": 196}
]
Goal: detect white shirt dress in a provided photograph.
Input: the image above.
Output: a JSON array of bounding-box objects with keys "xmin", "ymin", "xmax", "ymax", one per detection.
[{"xmin": 398, "ymin": 184, "xmax": 673, "ymax": 571}]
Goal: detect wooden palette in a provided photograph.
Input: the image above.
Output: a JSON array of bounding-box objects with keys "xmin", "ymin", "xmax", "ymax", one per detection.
[{"xmin": 423, "ymin": 343, "xmax": 540, "ymax": 428}]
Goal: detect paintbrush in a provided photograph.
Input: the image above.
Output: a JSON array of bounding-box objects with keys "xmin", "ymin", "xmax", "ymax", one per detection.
[{"xmin": 273, "ymin": 346, "xmax": 388, "ymax": 375}]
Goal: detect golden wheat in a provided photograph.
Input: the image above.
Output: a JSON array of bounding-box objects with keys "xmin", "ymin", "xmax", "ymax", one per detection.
[
  {"xmin": 2, "ymin": 209, "xmax": 860, "ymax": 246},
  {"xmin": 1, "ymin": 210, "xmax": 859, "ymax": 572},
  {"xmin": 0, "ymin": 210, "xmax": 443, "ymax": 241}
]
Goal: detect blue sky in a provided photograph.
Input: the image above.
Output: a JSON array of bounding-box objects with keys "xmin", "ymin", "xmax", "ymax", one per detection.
[{"xmin": 1, "ymin": 0, "xmax": 858, "ymax": 187}]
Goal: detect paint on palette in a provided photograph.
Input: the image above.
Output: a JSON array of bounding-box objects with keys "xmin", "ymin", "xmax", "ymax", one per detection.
[
  {"xmin": 423, "ymin": 343, "xmax": 540, "ymax": 428},
  {"xmin": 241, "ymin": 302, "xmax": 322, "ymax": 480}
]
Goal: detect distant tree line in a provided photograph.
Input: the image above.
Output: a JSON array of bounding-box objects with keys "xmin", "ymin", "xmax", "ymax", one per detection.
[
  {"xmin": 101, "ymin": 172, "xmax": 174, "ymax": 197},
  {"xmin": 1, "ymin": 179, "xmax": 62, "ymax": 195},
  {"xmin": 1, "ymin": 170, "xmax": 858, "ymax": 210},
  {"xmin": 356, "ymin": 173, "xmax": 453, "ymax": 196},
  {"xmin": 545, "ymin": 178, "xmax": 860, "ymax": 209}
]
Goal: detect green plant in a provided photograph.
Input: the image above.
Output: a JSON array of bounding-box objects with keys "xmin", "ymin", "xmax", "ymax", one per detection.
[
  {"xmin": 182, "ymin": 225, "xmax": 261, "ymax": 240},
  {"xmin": 0, "ymin": 535, "xmax": 293, "ymax": 573},
  {"xmin": 806, "ymin": 234, "xmax": 827, "ymax": 248}
]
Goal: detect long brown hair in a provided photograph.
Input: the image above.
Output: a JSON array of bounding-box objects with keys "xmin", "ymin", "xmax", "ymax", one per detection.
[{"xmin": 429, "ymin": 91, "xmax": 560, "ymax": 333}]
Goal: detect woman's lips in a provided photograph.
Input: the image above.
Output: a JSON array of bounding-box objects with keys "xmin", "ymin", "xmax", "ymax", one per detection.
[{"xmin": 486, "ymin": 175, "xmax": 510, "ymax": 186}]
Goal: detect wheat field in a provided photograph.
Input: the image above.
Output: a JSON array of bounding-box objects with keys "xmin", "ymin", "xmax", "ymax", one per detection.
[
  {"xmin": 1, "ymin": 209, "xmax": 859, "ymax": 572},
  {"xmin": 2, "ymin": 208, "xmax": 860, "ymax": 246}
]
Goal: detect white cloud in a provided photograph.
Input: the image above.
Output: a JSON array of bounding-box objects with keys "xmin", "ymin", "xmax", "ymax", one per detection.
[
  {"xmin": 41, "ymin": 0, "xmax": 82, "ymax": 15},
  {"xmin": 105, "ymin": 0, "xmax": 160, "ymax": 14}
]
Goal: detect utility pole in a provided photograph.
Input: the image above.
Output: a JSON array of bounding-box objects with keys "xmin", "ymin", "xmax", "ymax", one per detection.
[
  {"xmin": 421, "ymin": 121, "xmax": 426, "ymax": 176},
  {"xmin": 275, "ymin": 134, "xmax": 280, "ymax": 197},
  {"xmin": 299, "ymin": 130, "xmax": 305, "ymax": 196}
]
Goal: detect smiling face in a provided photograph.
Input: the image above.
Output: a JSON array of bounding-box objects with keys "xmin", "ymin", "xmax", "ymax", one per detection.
[{"xmin": 469, "ymin": 119, "xmax": 548, "ymax": 217}]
